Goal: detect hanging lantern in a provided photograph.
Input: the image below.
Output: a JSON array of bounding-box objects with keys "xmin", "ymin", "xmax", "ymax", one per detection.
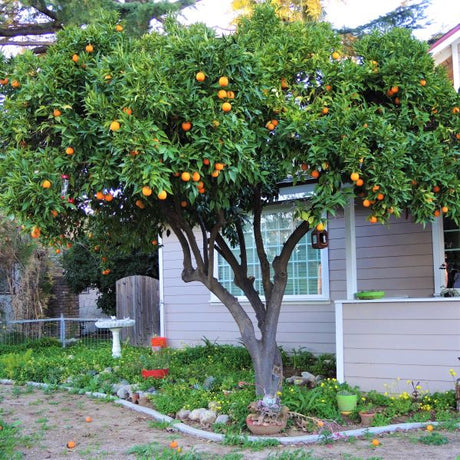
[
  {"xmin": 61, "ymin": 174, "xmax": 69, "ymax": 197},
  {"xmin": 311, "ymin": 229, "xmax": 328, "ymax": 249}
]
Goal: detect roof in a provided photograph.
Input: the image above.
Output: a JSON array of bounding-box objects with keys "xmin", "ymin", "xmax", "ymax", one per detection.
[{"xmin": 429, "ymin": 23, "xmax": 460, "ymax": 54}]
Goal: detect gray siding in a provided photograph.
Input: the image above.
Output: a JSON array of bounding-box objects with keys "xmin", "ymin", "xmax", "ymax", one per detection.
[
  {"xmin": 339, "ymin": 299, "xmax": 460, "ymax": 392},
  {"xmin": 163, "ymin": 207, "xmax": 436, "ymax": 353}
]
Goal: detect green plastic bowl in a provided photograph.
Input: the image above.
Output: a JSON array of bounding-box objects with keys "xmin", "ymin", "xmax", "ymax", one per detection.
[{"xmin": 355, "ymin": 290, "xmax": 385, "ymax": 300}]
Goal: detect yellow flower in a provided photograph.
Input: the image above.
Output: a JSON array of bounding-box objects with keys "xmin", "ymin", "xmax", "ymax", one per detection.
[
  {"xmin": 416, "ymin": 385, "xmax": 422, "ymax": 390},
  {"xmin": 449, "ymin": 369, "xmax": 457, "ymax": 377},
  {"xmin": 397, "ymin": 376, "xmax": 401, "ymax": 381},
  {"xmin": 406, "ymin": 380, "xmax": 411, "ymax": 384},
  {"xmin": 276, "ymin": 391, "xmax": 282, "ymax": 396}
]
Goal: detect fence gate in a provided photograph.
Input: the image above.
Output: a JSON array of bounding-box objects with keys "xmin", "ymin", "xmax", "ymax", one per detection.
[{"xmin": 116, "ymin": 275, "xmax": 159, "ymax": 347}]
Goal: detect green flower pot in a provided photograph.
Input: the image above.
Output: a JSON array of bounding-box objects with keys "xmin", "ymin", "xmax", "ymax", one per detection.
[{"xmin": 336, "ymin": 393, "xmax": 357, "ymax": 414}]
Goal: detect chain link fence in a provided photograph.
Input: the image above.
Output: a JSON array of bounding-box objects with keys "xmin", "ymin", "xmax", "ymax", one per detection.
[{"xmin": 0, "ymin": 314, "xmax": 111, "ymax": 347}]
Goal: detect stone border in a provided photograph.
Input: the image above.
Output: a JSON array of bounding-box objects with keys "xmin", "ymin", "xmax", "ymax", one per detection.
[{"xmin": 1, "ymin": 379, "xmax": 456, "ymax": 445}]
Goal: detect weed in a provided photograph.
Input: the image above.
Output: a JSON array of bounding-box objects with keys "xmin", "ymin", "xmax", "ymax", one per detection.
[
  {"xmin": 147, "ymin": 420, "xmax": 177, "ymax": 430},
  {"xmin": 223, "ymin": 433, "xmax": 279, "ymax": 450},
  {"xmin": 418, "ymin": 432, "xmax": 449, "ymax": 445},
  {"xmin": 268, "ymin": 449, "xmax": 319, "ymax": 459}
]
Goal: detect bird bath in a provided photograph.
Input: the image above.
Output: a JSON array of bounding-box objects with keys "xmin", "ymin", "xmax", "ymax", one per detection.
[{"xmin": 95, "ymin": 317, "xmax": 135, "ymax": 358}]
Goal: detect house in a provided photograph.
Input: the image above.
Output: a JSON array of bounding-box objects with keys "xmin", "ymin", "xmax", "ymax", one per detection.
[{"xmin": 157, "ymin": 24, "xmax": 460, "ymax": 393}]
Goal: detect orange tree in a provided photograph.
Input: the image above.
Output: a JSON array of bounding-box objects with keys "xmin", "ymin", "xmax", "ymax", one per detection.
[{"xmin": 0, "ymin": 5, "xmax": 459, "ymax": 396}]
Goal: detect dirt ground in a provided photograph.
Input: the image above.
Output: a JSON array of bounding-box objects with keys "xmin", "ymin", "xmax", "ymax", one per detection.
[{"xmin": 1, "ymin": 384, "xmax": 459, "ymax": 460}]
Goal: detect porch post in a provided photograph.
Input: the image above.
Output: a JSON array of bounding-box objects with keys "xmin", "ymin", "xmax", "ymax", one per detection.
[
  {"xmin": 344, "ymin": 197, "xmax": 357, "ymax": 300},
  {"xmin": 452, "ymin": 39, "xmax": 459, "ymax": 92}
]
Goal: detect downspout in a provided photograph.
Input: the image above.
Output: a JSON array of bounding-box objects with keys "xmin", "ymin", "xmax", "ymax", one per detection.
[{"xmin": 158, "ymin": 236, "xmax": 165, "ymax": 337}]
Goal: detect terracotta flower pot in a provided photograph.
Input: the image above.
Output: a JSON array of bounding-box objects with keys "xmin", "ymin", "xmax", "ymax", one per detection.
[
  {"xmin": 359, "ymin": 411, "xmax": 376, "ymax": 427},
  {"xmin": 141, "ymin": 368, "xmax": 169, "ymax": 379},
  {"xmin": 246, "ymin": 413, "xmax": 288, "ymax": 436}
]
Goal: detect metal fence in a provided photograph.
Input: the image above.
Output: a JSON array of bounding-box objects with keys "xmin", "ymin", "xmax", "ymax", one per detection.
[{"xmin": 0, "ymin": 314, "xmax": 111, "ymax": 347}]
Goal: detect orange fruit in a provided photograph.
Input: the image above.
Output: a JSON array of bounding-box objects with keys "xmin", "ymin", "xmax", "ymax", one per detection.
[
  {"xmin": 432, "ymin": 185, "xmax": 440, "ymax": 193},
  {"xmin": 31, "ymin": 226, "xmax": 40, "ymax": 238},
  {"xmin": 371, "ymin": 439, "xmax": 380, "ymax": 447},
  {"xmin": 420, "ymin": 79, "xmax": 426, "ymax": 87},
  {"xmin": 110, "ymin": 120, "xmax": 120, "ymax": 131},
  {"xmin": 386, "ymin": 89, "xmax": 394, "ymax": 97},
  {"xmin": 266, "ymin": 122, "xmax": 275, "ymax": 130},
  {"xmin": 72, "ymin": 54, "xmax": 79, "ymax": 62},
  {"xmin": 281, "ymin": 78, "xmax": 289, "ymax": 89},
  {"xmin": 369, "ymin": 216, "xmax": 378, "ymax": 224},
  {"xmin": 151, "ymin": 239, "xmax": 158, "ymax": 245},
  {"xmin": 123, "ymin": 107, "xmax": 132, "ymax": 115},
  {"xmin": 135, "ymin": 199, "xmax": 145, "ymax": 209},
  {"xmin": 215, "ymin": 162, "xmax": 224, "ymax": 171},
  {"xmin": 104, "ymin": 193, "xmax": 113, "ymax": 202},
  {"xmin": 196, "ymin": 181, "xmax": 204, "ymax": 189},
  {"xmin": 331, "ymin": 51, "xmax": 340, "ymax": 60},
  {"xmin": 316, "ymin": 223, "xmax": 325, "ymax": 231},
  {"xmin": 192, "ymin": 172, "xmax": 201, "ymax": 182},
  {"xmin": 115, "ymin": 24, "xmax": 123, "ymax": 32},
  {"xmin": 377, "ymin": 193, "xmax": 384, "ymax": 200},
  {"xmin": 356, "ymin": 179, "xmax": 364, "ymax": 187},
  {"xmin": 181, "ymin": 171, "xmax": 191, "ymax": 182},
  {"xmin": 350, "ymin": 172, "xmax": 360, "ymax": 182},
  {"xmin": 203, "ymin": 158, "xmax": 210, "ymax": 165},
  {"xmin": 66, "ymin": 147, "xmax": 74, "ymax": 155},
  {"xmin": 311, "ymin": 170, "xmax": 320, "ymax": 179},
  {"xmin": 211, "ymin": 170, "xmax": 220, "ymax": 178},
  {"xmin": 391, "ymin": 86, "xmax": 399, "ymax": 94},
  {"xmin": 181, "ymin": 121, "xmax": 192, "ymax": 131},
  {"xmin": 42, "ymin": 180, "xmax": 51, "ymax": 189},
  {"xmin": 227, "ymin": 91, "xmax": 235, "ymax": 99},
  {"xmin": 452, "ymin": 107, "xmax": 460, "ymax": 114},
  {"xmin": 372, "ymin": 185, "xmax": 380, "ymax": 192},
  {"xmin": 212, "ymin": 120, "xmax": 220, "ymax": 128},
  {"xmin": 441, "ymin": 206, "xmax": 448, "ymax": 213},
  {"xmin": 426, "ymin": 424, "xmax": 434, "ymax": 432},
  {"xmin": 198, "ymin": 187, "xmax": 205, "ymax": 194},
  {"xmin": 67, "ymin": 441, "xmax": 76, "ymax": 449},
  {"xmin": 169, "ymin": 441, "xmax": 178, "ymax": 449},
  {"xmin": 180, "ymin": 200, "xmax": 187, "ymax": 207},
  {"xmin": 85, "ymin": 416, "xmax": 92, "ymax": 423},
  {"xmin": 157, "ymin": 190, "xmax": 167, "ymax": 200},
  {"xmin": 0, "ymin": 78, "xmax": 8, "ymax": 85},
  {"xmin": 217, "ymin": 89, "xmax": 227, "ymax": 99},
  {"xmin": 321, "ymin": 107, "xmax": 329, "ymax": 115},
  {"xmin": 271, "ymin": 119, "xmax": 278, "ymax": 127},
  {"xmin": 222, "ymin": 102, "xmax": 232, "ymax": 112},
  {"xmin": 394, "ymin": 97, "xmax": 400, "ymax": 105},
  {"xmin": 363, "ymin": 199, "xmax": 371, "ymax": 208},
  {"xmin": 129, "ymin": 150, "xmax": 139, "ymax": 157},
  {"xmin": 105, "ymin": 75, "xmax": 111, "ymax": 81},
  {"xmin": 11, "ymin": 80, "xmax": 20, "ymax": 88},
  {"xmin": 51, "ymin": 210, "xmax": 58, "ymax": 217},
  {"xmin": 85, "ymin": 43, "xmax": 94, "ymax": 53},
  {"xmin": 142, "ymin": 185, "xmax": 152, "ymax": 196},
  {"xmin": 300, "ymin": 163, "xmax": 308, "ymax": 171},
  {"xmin": 218, "ymin": 76, "xmax": 229, "ymax": 87},
  {"xmin": 325, "ymin": 84, "xmax": 332, "ymax": 91},
  {"xmin": 53, "ymin": 109, "xmax": 62, "ymax": 117},
  {"xmin": 434, "ymin": 209, "xmax": 441, "ymax": 217},
  {"xmin": 96, "ymin": 191, "xmax": 104, "ymax": 200},
  {"xmin": 55, "ymin": 249, "xmax": 61, "ymax": 254},
  {"xmin": 102, "ymin": 269, "xmax": 110, "ymax": 275},
  {"xmin": 317, "ymin": 420, "xmax": 324, "ymax": 427},
  {"xmin": 196, "ymin": 71, "xmax": 205, "ymax": 82}
]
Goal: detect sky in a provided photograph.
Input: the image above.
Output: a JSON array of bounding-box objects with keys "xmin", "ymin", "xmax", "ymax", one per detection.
[{"xmin": 180, "ymin": 0, "xmax": 460, "ymax": 41}]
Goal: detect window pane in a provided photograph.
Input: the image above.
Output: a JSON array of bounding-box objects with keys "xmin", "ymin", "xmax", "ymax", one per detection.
[{"xmin": 217, "ymin": 209, "xmax": 323, "ymax": 297}]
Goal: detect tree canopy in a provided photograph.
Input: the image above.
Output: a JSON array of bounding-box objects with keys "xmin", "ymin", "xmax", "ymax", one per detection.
[{"xmin": 0, "ymin": 4, "xmax": 458, "ymax": 394}]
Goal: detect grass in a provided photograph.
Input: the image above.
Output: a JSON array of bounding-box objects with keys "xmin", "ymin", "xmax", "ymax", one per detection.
[{"xmin": 0, "ymin": 418, "xmax": 34, "ymax": 459}]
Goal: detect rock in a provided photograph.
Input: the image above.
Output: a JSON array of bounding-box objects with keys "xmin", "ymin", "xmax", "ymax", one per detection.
[
  {"xmin": 215, "ymin": 414, "xmax": 230, "ymax": 425},
  {"xmin": 301, "ymin": 371, "xmax": 317, "ymax": 383},
  {"xmin": 116, "ymin": 385, "xmax": 131, "ymax": 399},
  {"xmin": 176, "ymin": 409, "xmax": 190, "ymax": 420},
  {"xmin": 189, "ymin": 408, "xmax": 207, "ymax": 421},
  {"xmin": 199, "ymin": 409, "xmax": 217, "ymax": 425}
]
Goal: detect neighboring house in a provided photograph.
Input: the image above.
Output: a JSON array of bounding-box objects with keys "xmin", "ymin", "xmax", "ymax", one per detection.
[{"xmin": 159, "ymin": 25, "xmax": 460, "ymax": 392}]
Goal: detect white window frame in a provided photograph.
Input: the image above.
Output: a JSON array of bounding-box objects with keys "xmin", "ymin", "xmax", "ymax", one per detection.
[{"xmin": 211, "ymin": 184, "xmax": 330, "ymax": 304}]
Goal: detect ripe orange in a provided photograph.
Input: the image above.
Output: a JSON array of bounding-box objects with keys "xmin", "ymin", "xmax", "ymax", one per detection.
[
  {"xmin": 96, "ymin": 191, "xmax": 104, "ymax": 200},
  {"xmin": 394, "ymin": 97, "xmax": 400, "ymax": 105},
  {"xmin": 321, "ymin": 107, "xmax": 329, "ymax": 115},
  {"xmin": 217, "ymin": 89, "xmax": 227, "ymax": 99},
  {"xmin": 453, "ymin": 107, "xmax": 460, "ymax": 114},
  {"xmin": 55, "ymin": 248, "xmax": 61, "ymax": 254},
  {"xmin": 371, "ymin": 439, "xmax": 380, "ymax": 447},
  {"xmin": 181, "ymin": 121, "xmax": 192, "ymax": 131},
  {"xmin": 85, "ymin": 43, "xmax": 94, "ymax": 53},
  {"xmin": 227, "ymin": 91, "xmax": 235, "ymax": 99},
  {"xmin": 426, "ymin": 424, "xmax": 434, "ymax": 432},
  {"xmin": 434, "ymin": 209, "xmax": 441, "ymax": 217},
  {"xmin": 53, "ymin": 109, "xmax": 62, "ymax": 117},
  {"xmin": 105, "ymin": 75, "xmax": 111, "ymax": 80},
  {"xmin": 192, "ymin": 172, "xmax": 201, "ymax": 182},
  {"xmin": 311, "ymin": 170, "xmax": 320, "ymax": 179},
  {"xmin": 115, "ymin": 24, "xmax": 123, "ymax": 32},
  {"xmin": 363, "ymin": 199, "xmax": 371, "ymax": 208},
  {"xmin": 196, "ymin": 181, "xmax": 204, "ymax": 189},
  {"xmin": 66, "ymin": 147, "xmax": 74, "ymax": 155},
  {"xmin": 331, "ymin": 51, "xmax": 340, "ymax": 60},
  {"xmin": 11, "ymin": 80, "xmax": 20, "ymax": 88},
  {"xmin": 198, "ymin": 187, "xmax": 205, "ymax": 194},
  {"xmin": 203, "ymin": 158, "xmax": 210, "ymax": 165},
  {"xmin": 441, "ymin": 206, "xmax": 448, "ymax": 213},
  {"xmin": 169, "ymin": 441, "xmax": 178, "ymax": 449},
  {"xmin": 110, "ymin": 120, "xmax": 120, "ymax": 131},
  {"xmin": 181, "ymin": 171, "xmax": 191, "ymax": 182},
  {"xmin": 129, "ymin": 150, "xmax": 139, "ymax": 157},
  {"xmin": 104, "ymin": 193, "xmax": 113, "ymax": 202},
  {"xmin": 350, "ymin": 172, "xmax": 360, "ymax": 182},
  {"xmin": 0, "ymin": 78, "xmax": 8, "ymax": 85},
  {"xmin": 180, "ymin": 200, "xmax": 187, "ymax": 207},
  {"xmin": 281, "ymin": 78, "xmax": 289, "ymax": 89},
  {"xmin": 300, "ymin": 163, "xmax": 308, "ymax": 171},
  {"xmin": 432, "ymin": 185, "xmax": 440, "ymax": 193},
  {"xmin": 85, "ymin": 416, "xmax": 92, "ymax": 423},
  {"xmin": 391, "ymin": 86, "xmax": 399, "ymax": 94},
  {"xmin": 135, "ymin": 199, "xmax": 145, "ymax": 209},
  {"xmin": 42, "ymin": 180, "xmax": 51, "ymax": 189},
  {"xmin": 102, "ymin": 269, "xmax": 110, "ymax": 275},
  {"xmin": 123, "ymin": 107, "xmax": 132, "ymax": 115},
  {"xmin": 211, "ymin": 170, "xmax": 220, "ymax": 178},
  {"xmin": 157, "ymin": 190, "xmax": 167, "ymax": 200},
  {"xmin": 215, "ymin": 162, "xmax": 224, "ymax": 171},
  {"xmin": 72, "ymin": 54, "xmax": 79, "ymax": 63},
  {"xmin": 325, "ymin": 84, "xmax": 332, "ymax": 91},
  {"xmin": 196, "ymin": 71, "xmax": 205, "ymax": 82},
  {"xmin": 420, "ymin": 79, "xmax": 426, "ymax": 87},
  {"xmin": 377, "ymin": 193, "xmax": 384, "ymax": 200},
  {"xmin": 142, "ymin": 185, "xmax": 152, "ymax": 196},
  {"xmin": 355, "ymin": 178, "xmax": 364, "ymax": 187},
  {"xmin": 67, "ymin": 441, "xmax": 76, "ymax": 449},
  {"xmin": 372, "ymin": 185, "xmax": 380, "ymax": 192},
  {"xmin": 218, "ymin": 76, "xmax": 229, "ymax": 87},
  {"xmin": 51, "ymin": 210, "xmax": 58, "ymax": 217},
  {"xmin": 31, "ymin": 226, "xmax": 40, "ymax": 238},
  {"xmin": 222, "ymin": 102, "xmax": 232, "ymax": 112},
  {"xmin": 316, "ymin": 223, "xmax": 325, "ymax": 231},
  {"xmin": 266, "ymin": 122, "xmax": 275, "ymax": 130},
  {"xmin": 369, "ymin": 216, "xmax": 378, "ymax": 224},
  {"xmin": 151, "ymin": 239, "xmax": 158, "ymax": 246}
]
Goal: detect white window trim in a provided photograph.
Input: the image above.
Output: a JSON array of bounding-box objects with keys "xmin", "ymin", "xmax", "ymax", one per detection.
[
  {"xmin": 431, "ymin": 218, "xmax": 444, "ymax": 296},
  {"xmin": 210, "ymin": 193, "xmax": 330, "ymax": 304}
]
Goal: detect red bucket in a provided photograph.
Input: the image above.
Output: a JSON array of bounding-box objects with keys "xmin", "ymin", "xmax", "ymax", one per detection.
[
  {"xmin": 151, "ymin": 337, "xmax": 167, "ymax": 349},
  {"xmin": 141, "ymin": 368, "xmax": 169, "ymax": 379}
]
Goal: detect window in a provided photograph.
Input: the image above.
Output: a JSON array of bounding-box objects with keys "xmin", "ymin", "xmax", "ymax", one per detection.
[
  {"xmin": 444, "ymin": 217, "xmax": 460, "ymax": 288},
  {"xmin": 217, "ymin": 207, "xmax": 329, "ymax": 300}
]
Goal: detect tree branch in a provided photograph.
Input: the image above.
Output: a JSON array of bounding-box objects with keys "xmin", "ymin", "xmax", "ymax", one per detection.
[
  {"xmin": 0, "ymin": 22, "xmax": 60, "ymax": 38},
  {"xmin": 29, "ymin": 0, "xmax": 59, "ymax": 21}
]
